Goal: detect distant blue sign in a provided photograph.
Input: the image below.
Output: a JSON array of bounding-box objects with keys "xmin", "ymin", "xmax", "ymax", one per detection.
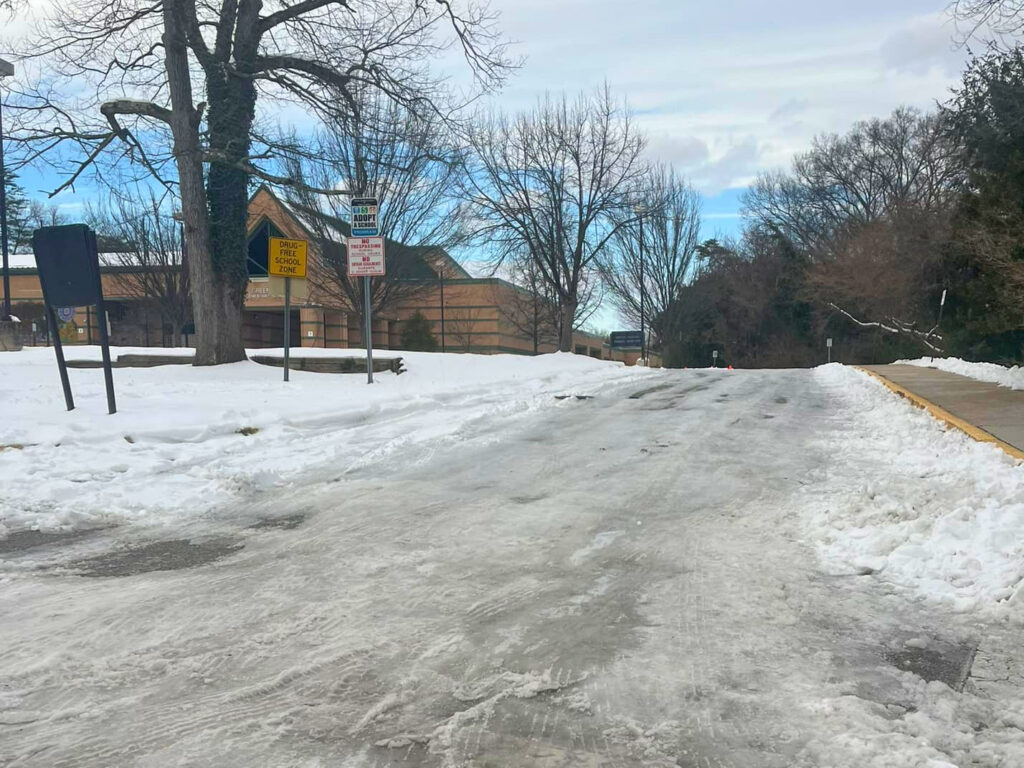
[
  {"xmin": 350, "ymin": 197, "xmax": 379, "ymax": 237},
  {"xmin": 57, "ymin": 307, "xmax": 75, "ymax": 323},
  {"xmin": 610, "ymin": 331, "xmax": 643, "ymax": 349}
]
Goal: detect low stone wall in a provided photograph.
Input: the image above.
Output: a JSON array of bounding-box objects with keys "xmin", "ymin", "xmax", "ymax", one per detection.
[
  {"xmin": 0, "ymin": 319, "xmax": 23, "ymax": 352},
  {"xmin": 66, "ymin": 354, "xmax": 195, "ymax": 369},
  {"xmin": 60, "ymin": 351, "xmax": 404, "ymax": 374},
  {"xmin": 250, "ymin": 355, "xmax": 404, "ymax": 375}
]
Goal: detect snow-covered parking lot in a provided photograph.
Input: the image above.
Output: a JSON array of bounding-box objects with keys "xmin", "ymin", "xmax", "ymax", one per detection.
[{"xmin": 3, "ymin": 351, "xmax": 1024, "ymax": 767}]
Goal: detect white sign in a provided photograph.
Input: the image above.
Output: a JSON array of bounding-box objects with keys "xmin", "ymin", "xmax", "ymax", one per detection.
[
  {"xmin": 347, "ymin": 237, "xmax": 386, "ymax": 277},
  {"xmin": 827, "ymin": 338, "xmax": 833, "ymax": 348}
]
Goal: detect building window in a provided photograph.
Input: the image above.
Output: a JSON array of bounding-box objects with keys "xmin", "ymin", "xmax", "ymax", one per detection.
[{"xmin": 247, "ymin": 219, "xmax": 284, "ymax": 278}]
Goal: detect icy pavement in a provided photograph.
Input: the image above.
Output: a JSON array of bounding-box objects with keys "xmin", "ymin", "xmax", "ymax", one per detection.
[{"xmin": 3, "ymin": 367, "xmax": 1024, "ymax": 766}]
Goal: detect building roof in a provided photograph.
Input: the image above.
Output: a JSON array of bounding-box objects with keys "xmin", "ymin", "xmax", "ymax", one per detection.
[{"xmin": 7, "ymin": 251, "xmax": 181, "ymax": 272}]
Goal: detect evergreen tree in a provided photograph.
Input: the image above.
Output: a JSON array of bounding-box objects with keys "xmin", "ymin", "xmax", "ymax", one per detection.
[
  {"xmin": 401, "ymin": 311, "xmax": 438, "ymax": 352},
  {"xmin": 943, "ymin": 45, "xmax": 1024, "ymax": 362},
  {"xmin": 2, "ymin": 168, "xmax": 29, "ymax": 252}
]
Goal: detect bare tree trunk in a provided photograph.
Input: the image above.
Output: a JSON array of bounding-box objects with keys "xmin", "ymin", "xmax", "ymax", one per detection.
[
  {"xmin": 533, "ymin": 295, "xmax": 539, "ymax": 355},
  {"xmin": 163, "ymin": 0, "xmax": 246, "ymax": 365},
  {"xmin": 558, "ymin": 297, "xmax": 577, "ymax": 352}
]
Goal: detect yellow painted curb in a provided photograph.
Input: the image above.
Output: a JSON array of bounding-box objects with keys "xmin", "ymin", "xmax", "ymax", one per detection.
[{"xmin": 855, "ymin": 366, "xmax": 1024, "ymax": 462}]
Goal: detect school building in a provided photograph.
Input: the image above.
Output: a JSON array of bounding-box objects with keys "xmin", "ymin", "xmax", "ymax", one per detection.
[{"xmin": 2, "ymin": 187, "xmax": 651, "ymax": 365}]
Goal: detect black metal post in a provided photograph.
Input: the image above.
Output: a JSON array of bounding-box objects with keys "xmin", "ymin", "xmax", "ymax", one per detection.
[
  {"xmin": 533, "ymin": 293, "xmax": 539, "ymax": 355},
  {"xmin": 439, "ymin": 270, "xmax": 446, "ymax": 353},
  {"xmin": 96, "ymin": 300, "xmax": 117, "ymax": 414},
  {"xmin": 47, "ymin": 304, "xmax": 75, "ymax": 411},
  {"xmin": 0, "ymin": 83, "xmax": 10, "ymax": 320},
  {"xmin": 638, "ymin": 212, "xmax": 646, "ymax": 364}
]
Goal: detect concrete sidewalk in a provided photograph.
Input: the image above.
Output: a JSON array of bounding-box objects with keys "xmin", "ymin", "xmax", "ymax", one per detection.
[{"xmin": 860, "ymin": 364, "xmax": 1024, "ymax": 457}]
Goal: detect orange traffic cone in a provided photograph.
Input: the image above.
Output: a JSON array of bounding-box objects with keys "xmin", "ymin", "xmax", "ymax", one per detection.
[{"xmin": 728, "ymin": 365, "xmax": 734, "ymax": 370}]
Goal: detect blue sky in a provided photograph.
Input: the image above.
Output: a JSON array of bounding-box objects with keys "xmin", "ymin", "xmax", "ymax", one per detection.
[
  {"xmin": 483, "ymin": 0, "xmax": 973, "ymax": 233},
  {"xmin": 3, "ymin": 0, "xmax": 979, "ymax": 326}
]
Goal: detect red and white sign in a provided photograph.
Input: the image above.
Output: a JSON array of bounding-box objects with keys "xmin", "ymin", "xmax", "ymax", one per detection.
[{"xmin": 346, "ymin": 237, "xmax": 386, "ymax": 277}]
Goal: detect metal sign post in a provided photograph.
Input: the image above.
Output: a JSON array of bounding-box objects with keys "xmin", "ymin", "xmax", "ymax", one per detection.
[
  {"xmin": 349, "ymin": 196, "xmax": 382, "ymax": 384},
  {"xmin": 346, "ymin": 237, "xmax": 386, "ymax": 384},
  {"xmin": 826, "ymin": 337, "xmax": 833, "ymax": 364},
  {"xmin": 268, "ymin": 237, "xmax": 308, "ymax": 382},
  {"xmin": 283, "ymin": 277, "xmax": 291, "ymax": 381},
  {"xmin": 32, "ymin": 224, "xmax": 116, "ymax": 414},
  {"xmin": 364, "ymin": 276, "xmax": 374, "ymax": 384},
  {"xmin": 712, "ymin": 350, "xmax": 719, "ymax": 368}
]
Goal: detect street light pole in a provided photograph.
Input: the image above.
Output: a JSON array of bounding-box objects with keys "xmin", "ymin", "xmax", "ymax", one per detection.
[
  {"xmin": 0, "ymin": 57, "xmax": 14, "ymax": 322},
  {"xmin": 439, "ymin": 267, "xmax": 446, "ymax": 353},
  {"xmin": 634, "ymin": 206, "xmax": 646, "ymax": 365}
]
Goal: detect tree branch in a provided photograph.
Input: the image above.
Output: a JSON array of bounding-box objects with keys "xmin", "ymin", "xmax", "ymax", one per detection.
[
  {"xmin": 258, "ymin": 0, "xmax": 352, "ymax": 33},
  {"xmin": 829, "ymin": 302, "xmax": 944, "ymax": 353}
]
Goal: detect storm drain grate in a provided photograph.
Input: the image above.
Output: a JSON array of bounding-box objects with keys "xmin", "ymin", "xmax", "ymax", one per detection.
[{"xmin": 884, "ymin": 641, "xmax": 978, "ymax": 692}]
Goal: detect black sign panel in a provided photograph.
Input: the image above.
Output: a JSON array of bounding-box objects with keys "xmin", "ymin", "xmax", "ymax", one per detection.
[
  {"xmin": 32, "ymin": 225, "xmax": 103, "ymax": 307},
  {"xmin": 610, "ymin": 331, "xmax": 643, "ymax": 349},
  {"xmin": 31, "ymin": 224, "xmax": 116, "ymax": 415}
]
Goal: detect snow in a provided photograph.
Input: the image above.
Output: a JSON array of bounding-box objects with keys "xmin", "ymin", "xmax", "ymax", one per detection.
[
  {"xmin": 3, "ymin": 366, "xmax": 1024, "ymax": 766},
  {"xmin": 7, "ymin": 251, "xmax": 179, "ymax": 270},
  {"xmin": 0, "ymin": 346, "xmax": 658, "ymax": 536},
  {"xmin": 898, "ymin": 356, "xmax": 1024, "ymax": 390},
  {"xmin": 805, "ymin": 363, "xmax": 1024, "ymax": 615}
]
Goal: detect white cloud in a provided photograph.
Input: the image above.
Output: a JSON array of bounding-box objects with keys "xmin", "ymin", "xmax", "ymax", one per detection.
[
  {"xmin": 880, "ymin": 13, "xmax": 964, "ymax": 76},
  {"xmin": 769, "ymin": 98, "xmax": 810, "ymax": 123},
  {"xmin": 485, "ymin": 0, "xmax": 971, "ymax": 194}
]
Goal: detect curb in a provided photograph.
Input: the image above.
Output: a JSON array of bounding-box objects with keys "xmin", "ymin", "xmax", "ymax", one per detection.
[{"xmin": 855, "ymin": 366, "xmax": 1024, "ymax": 461}]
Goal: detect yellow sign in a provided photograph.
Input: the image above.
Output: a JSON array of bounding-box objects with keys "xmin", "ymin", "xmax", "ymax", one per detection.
[
  {"xmin": 268, "ymin": 237, "xmax": 308, "ymax": 278},
  {"xmin": 268, "ymin": 275, "xmax": 307, "ymax": 301}
]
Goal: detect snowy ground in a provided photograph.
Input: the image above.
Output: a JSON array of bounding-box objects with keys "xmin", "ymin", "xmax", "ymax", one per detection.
[
  {"xmin": 3, "ymin": 360, "xmax": 1024, "ymax": 766},
  {"xmin": 899, "ymin": 356, "xmax": 1024, "ymax": 390},
  {"xmin": 0, "ymin": 346, "xmax": 653, "ymax": 536}
]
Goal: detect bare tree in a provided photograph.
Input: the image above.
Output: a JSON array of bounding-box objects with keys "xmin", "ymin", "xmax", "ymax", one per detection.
[
  {"xmin": 807, "ymin": 209, "xmax": 950, "ymax": 354},
  {"xmin": 952, "ymin": 0, "xmax": 1024, "ymax": 36},
  {"xmin": 87, "ymin": 189, "xmax": 191, "ymax": 347},
  {"xmin": 743, "ymin": 108, "xmax": 963, "ymax": 347},
  {"xmin": 445, "ymin": 305, "xmax": 482, "ymax": 352},
  {"xmin": 17, "ymin": 201, "xmax": 67, "ymax": 247},
  {"xmin": 496, "ymin": 254, "xmax": 560, "ymax": 354},
  {"xmin": 285, "ymin": 87, "xmax": 468, "ymax": 327},
  {"xmin": 743, "ymin": 108, "xmax": 963, "ymax": 261},
  {"xmin": 462, "ymin": 85, "xmax": 646, "ymax": 351},
  {"xmin": 7, "ymin": 0, "xmax": 512, "ymax": 365},
  {"xmin": 600, "ymin": 165, "xmax": 701, "ymax": 347}
]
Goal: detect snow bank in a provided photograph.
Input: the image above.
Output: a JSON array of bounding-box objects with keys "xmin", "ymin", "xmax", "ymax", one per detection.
[
  {"xmin": 898, "ymin": 356, "xmax": 1024, "ymax": 390},
  {"xmin": 0, "ymin": 346, "xmax": 658, "ymax": 536},
  {"xmin": 804, "ymin": 364, "xmax": 1024, "ymax": 615}
]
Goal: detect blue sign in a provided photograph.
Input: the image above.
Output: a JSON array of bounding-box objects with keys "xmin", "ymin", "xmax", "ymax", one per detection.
[
  {"xmin": 57, "ymin": 306, "xmax": 75, "ymax": 323},
  {"xmin": 610, "ymin": 331, "xmax": 643, "ymax": 349},
  {"xmin": 351, "ymin": 197, "xmax": 379, "ymax": 237}
]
